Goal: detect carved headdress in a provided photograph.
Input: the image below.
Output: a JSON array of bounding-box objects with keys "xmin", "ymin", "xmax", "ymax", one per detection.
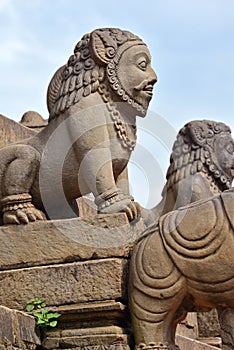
[
  {"xmin": 48, "ymin": 28, "xmax": 146, "ymax": 120},
  {"xmin": 166, "ymin": 120, "xmax": 232, "ymax": 191}
]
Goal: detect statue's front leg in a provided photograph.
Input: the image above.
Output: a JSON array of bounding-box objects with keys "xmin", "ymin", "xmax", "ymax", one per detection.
[
  {"xmin": 0, "ymin": 144, "xmax": 46, "ymax": 224},
  {"xmin": 93, "ymin": 152, "xmax": 141, "ymax": 221},
  {"xmin": 78, "ymin": 146, "xmax": 141, "ymax": 221}
]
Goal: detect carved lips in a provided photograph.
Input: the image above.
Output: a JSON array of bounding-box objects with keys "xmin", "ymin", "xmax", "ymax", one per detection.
[{"xmin": 142, "ymin": 84, "xmax": 154, "ymax": 97}]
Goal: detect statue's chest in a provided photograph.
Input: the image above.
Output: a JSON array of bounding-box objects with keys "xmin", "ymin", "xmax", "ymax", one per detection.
[
  {"xmin": 160, "ymin": 196, "xmax": 234, "ymax": 287},
  {"xmin": 107, "ymin": 117, "xmax": 137, "ymax": 159}
]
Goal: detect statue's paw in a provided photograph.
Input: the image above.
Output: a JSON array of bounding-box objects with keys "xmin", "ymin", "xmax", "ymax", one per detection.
[
  {"xmin": 3, "ymin": 207, "xmax": 46, "ymax": 225},
  {"xmin": 98, "ymin": 195, "xmax": 141, "ymax": 221}
]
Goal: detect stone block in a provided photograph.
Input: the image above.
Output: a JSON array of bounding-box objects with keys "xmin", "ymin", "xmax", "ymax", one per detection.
[
  {"xmin": 42, "ymin": 301, "xmax": 131, "ymax": 350},
  {"xmin": 0, "ymin": 215, "xmax": 145, "ymax": 270},
  {"xmin": 177, "ymin": 312, "xmax": 198, "ymax": 339},
  {"xmin": 15, "ymin": 310, "xmax": 41, "ymax": 345},
  {"xmin": 176, "ymin": 335, "xmax": 220, "ymax": 350},
  {"xmin": 0, "ymin": 306, "xmax": 15, "ymax": 344},
  {"xmin": 0, "ymin": 258, "xmax": 128, "ymax": 310},
  {"xmin": 0, "ymin": 305, "xmax": 40, "ymax": 348}
]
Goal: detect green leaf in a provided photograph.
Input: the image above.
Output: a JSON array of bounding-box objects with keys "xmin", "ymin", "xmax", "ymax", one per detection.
[
  {"xmin": 41, "ymin": 307, "xmax": 48, "ymax": 315},
  {"xmin": 46, "ymin": 312, "xmax": 61, "ymax": 319},
  {"xmin": 36, "ymin": 319, "xmax": 46, "ymax": 325},
  {"xmin": 49, "ymin": 320, "xmax": 57, "ymax": 327},
  {"xmin": 38, "ymin": 297, "xmax": 46, "ymax": 303},
  {"xmin": 33, "ymin": 312, "xmax": 43, "ymax": 318},
  {"xmin": 25, "ymin": 304, "xmax": 34, "ymax": 312}
]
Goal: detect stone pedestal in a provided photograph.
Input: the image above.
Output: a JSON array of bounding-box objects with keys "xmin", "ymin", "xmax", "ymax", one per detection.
[
  {"xmin": 0, "ymin": 214, "xmax": 146, "ymax": 350},
  {"xmin": 0, "ymin": 213, "xmax": 219, "ymax": 350},
  {"xmin": 43, "ymin": 301, "xmax": 132, "ymax": 350}
]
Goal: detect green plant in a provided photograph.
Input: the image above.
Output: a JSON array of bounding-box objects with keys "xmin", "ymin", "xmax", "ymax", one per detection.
[
  {"xmin": 25, "ymin": 297, "xmax": 46, "ymax": 312},
  {"xmin": 25, "ymin": 297, "xmax": 61, "ymax": 332}
]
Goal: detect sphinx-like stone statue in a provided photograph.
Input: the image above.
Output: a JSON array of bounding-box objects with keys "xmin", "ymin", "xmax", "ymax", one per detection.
[
  {"xmin": 129, "ymin": 120, "xmax": 234, "ymax": 350},
  {"xmin": 152, "ymin": 120, "xmax": 234, "ymax": 218},
  {"xmin": 0, "ymin": 28, "xmax": 157, "ymax": 224}
]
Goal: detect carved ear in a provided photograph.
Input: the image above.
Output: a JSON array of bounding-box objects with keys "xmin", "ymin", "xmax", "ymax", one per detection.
[
  {"xmin": 188, "ymin": 121, "xmax": 212, "ymax": 146},
  {"xmin": 90, "ymin": 30, "xmax": 117, "ymax": 65}
]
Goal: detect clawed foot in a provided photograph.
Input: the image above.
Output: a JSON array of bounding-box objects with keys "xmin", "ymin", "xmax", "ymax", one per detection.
[
  {"xmin": 98, "ymin": 194, "xmax": 141, "ymax": 221},
  {"xmin": 3, "ymin": 206, "xmax": 46, "ymax": 225}
]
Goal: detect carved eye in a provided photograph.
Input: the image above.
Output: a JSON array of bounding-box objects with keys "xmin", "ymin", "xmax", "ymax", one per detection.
[{"xmin": 137, "ymin": 59, "xmax": 147, "ymax": 71}]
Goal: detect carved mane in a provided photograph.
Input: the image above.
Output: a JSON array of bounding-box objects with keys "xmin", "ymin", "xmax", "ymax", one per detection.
[
  {"xmin": 47, "ymin": 28, "xmax": 144, "ymax": 121},
  {"xmin": 165, "ymin": 120, "xmax": 232, "ymax": 193},
  {"xmin": 47, "ymin": 33, "xmax": 105, "ymax": 120}
]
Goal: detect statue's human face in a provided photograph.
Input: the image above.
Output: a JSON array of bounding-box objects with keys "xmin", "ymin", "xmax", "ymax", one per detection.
[
  {"xmin": 117, "ymin": 45, "xmax": 157, "ymax": 111},
  {"xmin": 214, "ymin": 133, "xmax": 234, "ymax": 179}
]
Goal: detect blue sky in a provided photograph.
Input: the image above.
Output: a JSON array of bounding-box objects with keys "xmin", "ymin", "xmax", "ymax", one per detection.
[{"xmin": 1, "ymin": 0, "xmax": 234, "ymax": 207}]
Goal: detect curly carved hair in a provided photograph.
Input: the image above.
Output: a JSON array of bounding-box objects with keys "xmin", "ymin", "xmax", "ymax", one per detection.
[
  {"xmin": 47, "ymin": 28, "xmax": 144, "ymax": 120},
  {"xmin": 166, "ymin": 120, "xmax": 232, "ymax": 191}
]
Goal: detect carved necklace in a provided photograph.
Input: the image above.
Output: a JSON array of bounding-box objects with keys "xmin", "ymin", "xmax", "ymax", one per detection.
[{"xmin": 98, "ymin": 84, "xmax": 136, "ymax": 151}]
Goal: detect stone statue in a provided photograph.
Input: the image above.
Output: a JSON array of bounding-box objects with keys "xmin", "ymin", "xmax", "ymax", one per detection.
[
  {"xmin": 129, "ymin": 120, "xmax": 234, "ymax": 350},
  {"xmin": 153, "ymin": 120, "xmax": 234, "ymax": 217},
  {"xmin": 0, "ymin": 28, "xmax": 157, "ymax": 225}
]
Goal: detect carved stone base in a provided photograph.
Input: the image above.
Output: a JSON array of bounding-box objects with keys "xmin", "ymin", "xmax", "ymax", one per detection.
[
  {"xmin": 43, "ymin": 301, "xmax": 132, "ymax": 350},
  {"xmin": 0, "ymin": 215, "xmax": 146, "ymax": 350}
]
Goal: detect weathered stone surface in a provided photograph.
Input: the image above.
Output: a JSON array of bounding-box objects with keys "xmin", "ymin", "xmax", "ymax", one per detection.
[
  {"xmin": 77, "ymin": 197, "xmax": 97, "ymax": 218},
  {"xmin": 0, "ymin": 214, "xmax": 145, "ymax": 270},
  {"xmin": 20, "ymin": 110, "xmax": 48, "ymax": 131},
  {"xmin": 0, "ymin": 114, "xmax": 35, "ymax": 148},
  {"xmin": 176, "ymin": 335, "xmax": 220, "ymax": 350},
  {"xmin": 177, "ymin": 312, "xmax": 198, "ymax": 339},
  {"xmin": 0, "ymin": 28, "xmax": 157, "ymax": 226},
  {"xmin": 0, "ymin": 305, "xmax": 40, "ymax": 348},
  {"xmin": 0, "ymin": 258, "xmax": 128, "ymax": 310},
  {"xmin": 198, "ymin": 337, "xmax": 222, "ymax": 348},
  {"xmin": 129, "ymin": 120, "xmax": 234, "ymax": 350},
  {"xmin": 43, "ymin": 301, "xmax": 131, "ymax": 350},
  {"xmin": 15, "ymin": 310, "xmax": 40, "ymax": 345},
  {"xmin": 197, "ymin": 310, "xmax": 220, "ymax": 337},
  {"xmin": 0, "ymin": 306, "xmax": 15, "ymax": 344}
]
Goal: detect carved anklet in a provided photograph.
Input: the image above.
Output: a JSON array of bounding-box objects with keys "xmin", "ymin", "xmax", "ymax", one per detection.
[
  {"xmin": 95, "ymin": 189, "xmax": 133, "ymax": 210},
  {"xmin": 1, "ymin": 194, "xmax": 34, "ymax": 213},
  {"xmin": 136, "ymin": 342, "xmax": 169, "ymax": 350}
]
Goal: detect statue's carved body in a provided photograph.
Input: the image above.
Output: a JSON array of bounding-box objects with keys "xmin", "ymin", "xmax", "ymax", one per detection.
[
  {"xmin": 0, "ymin": 28, "xmax": 157, "ymax": 224},
  {"xmin": 129, "ymin": 121, "xmax": 234, "ymax": 350}
]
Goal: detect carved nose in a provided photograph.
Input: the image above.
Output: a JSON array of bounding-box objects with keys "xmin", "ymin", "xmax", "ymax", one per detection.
[{"xmin": 149, "ymin": 67, "xmax": 157, "ymax": 84}]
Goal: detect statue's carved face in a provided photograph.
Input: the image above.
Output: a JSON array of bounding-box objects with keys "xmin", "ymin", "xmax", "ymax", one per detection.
[
  {"xmin": 214, "ymin": 133, "xmax": 234, "ymax": 179},
  {"xmin": 116, "ymin": 45, "xmax": 157, "ymax": 111}
]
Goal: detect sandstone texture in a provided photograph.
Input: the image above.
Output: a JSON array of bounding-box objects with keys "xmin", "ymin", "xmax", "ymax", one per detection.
[
  {"xmin": 0, "ymin": 114, "xmax": 35, "ymax": 148},
  {"xmin": 0, "ymin": 214, "xmax": 145, "ymax": 270},
  {"xmin": 0, "ymin": 305, "xmax": 40, "ymax": 350}
]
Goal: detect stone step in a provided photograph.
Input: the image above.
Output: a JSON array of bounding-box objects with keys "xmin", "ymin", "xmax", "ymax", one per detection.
[{"xmin": 176, "ymin": 335, "xmax": 220, "ymax": 349}]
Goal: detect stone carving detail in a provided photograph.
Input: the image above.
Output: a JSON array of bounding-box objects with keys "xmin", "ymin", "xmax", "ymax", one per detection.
[
  {"xmin": 0, "ymin": 28, "xmax": 157, "ymax": 225},
  {"xmin": 153, "ymin": 120, "xmax": 234, "ymax": 217},
  {"xmin": 129, "ymin": 120, "xmax": 234, "ymax": 350}
]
